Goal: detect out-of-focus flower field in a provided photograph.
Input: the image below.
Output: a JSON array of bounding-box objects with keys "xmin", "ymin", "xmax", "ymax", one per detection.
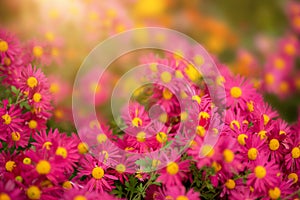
[{"xmin": 0, "ymin": 0, "xmax": 299, "ymax": 199}]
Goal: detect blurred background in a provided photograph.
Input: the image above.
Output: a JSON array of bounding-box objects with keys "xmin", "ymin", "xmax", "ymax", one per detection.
[{"xmin": 0, "ymin": 0, "xmax": 299, "ymax": 130}]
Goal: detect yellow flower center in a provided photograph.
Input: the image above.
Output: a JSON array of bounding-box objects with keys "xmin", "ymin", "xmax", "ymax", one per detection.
[
  {"xmin": 225, "ymin": 179, "xmax": 236, "ymax": 190},
  {"xmin": 254, "ymin": 166, "xmax": 266, "ymax": 179},
  {"xmin": 216, "ymin": 75, "xmax": 225, "ymax": 86},
  {"xmin": 230, "ymin": 87, "xmax": 242, "ymax": 98},
  {"xmin": 74, "ymin": 195, "xmax": 87, "ymax": 200},
  {"xmin": 223, "ymin": 149, "xmax": 234, "ymax": 163},
  {"xmin": 211, "ymin": 161, "xmax": 222, "ymax": 172},
  {"xmin": 199, "ymin": 111, "xmax": 210, "ymax": 119},
  {"xmin": 36, "ymin": 160, "xmax": 51, "ymax": 175},
  {"xmin": 55, "ymin": 147, "xmax": 68, "ymax": 158},
  {"xmin": 62, "ymin": 181, "xmax": 73, "ymax": 189},
  {"xmin": 116, "ymin": 164, "xmax": 126, "ymax": 173},
  {"xmin": 230, "ymin": 120, "xmax": 240, "ymax": 130},
  {"xmin": 291, "ymin": 147, "xmax": 300, "ymax": 159},
  {"xmin": 237, "ymin": 134, "xmax": 248, "ymax": 145},
  {"xmin": 42, "ymin": 141, "xmax": 52, "ymax": 150},
  {"xmin": 263, "ymin": 114, "xmax": 270, "ymax": 125},
  {"xmin": 288, "ymin": 173, "xmax": 298, "ymax": 184},
  {"xmin": 11, "ymin": 132, "xmax": 20, "ymax": 141},
  {"xmin": 78, "ymin": 142, "xmax": 89, "ymax": 154},
  {"xmin": 0, "ymin": 192, "xmax": 11, "ymax": 200},
  {"xmin": 265, "ymin": 73, "xmax": 275, "ymax": 85},
  {"xmin": 156, "ymin": 132, "xmax": 167, "ymax": 143},
  {"xmin": 97, "ymin": 133, "xmax": 107, "ymax": 144},
  {"xmin": 268, "ymin": 187, "xmax": 281, "ymax": 199},
  {"xmin": 15, "ymin": 176, "xmax": 23, "ymax": 182},
  {"xmin": 284, "ymin": 44, "xmax": 295, "ymax": 55},
  {"xmin": 92, "ymin": 167, "xmax": 104, "ymax": 179},
  {"xmin": 258, "ymin": 130, "xmax": 267, "ymax": 140},
  {"xmin": 166, "ymin": 162, "xmax": 179, "ymax": 175},
  {"xmin": 5, "ymin": 161, "xmax": 16, "ymax": 172},
  {"xmin": 33, "ymin": 93, "xmax": 42, "ymax": 103},
  {"xmin": 28, "ymin": 120, "xmax": 38, "ymax": 129},
  {"xmin": 184, "ymin": 64, "xmax": 201, "ymax": 82},
  {"xmin": 159, "ymin": 113, "xmax": 168, "ymax": 123},
  {"xmin": 149, "ymin": 63, "xmax": 157, "ymax": 72},
  {"xmin": 33, "ymin": 46, "xmax": 43, "ymax": 57},
  {"xmin": 136, "ymin": 131, "xmax": 146, "ymax": 143},
  {"xmin": 269, "ymin": 139, "xmax": 280, "ymax": 151},
  {"xmin": 248, "ymin": 148, "xmax": 258, "ymax": 160},
  {"xmin": 27, "ymin": 77, "xmax": 38, "ymax": 88},
  {"xmin": 3, "ymin": 57, "xmax": 11, "ymax": 66},
  {"xmin": 23, "ymin": 157, "xmax": 31, "ymax": 165},
  {"xmin": 180, "ymin": 111, "xmax": 188, "ymax": 122},
  {"xmin": 162, "ymin": 88, "xmax": 173, "ymax": 100},
  {"xmin": 160, "ymin": 71, "xmax": 172, "ymax": 83},
  {"xmin": 27, "ymin": 186, "xmax": 41, "ymax": 200},
  {"xmin": 201, "ymin": 145, "xmax": 214, "ymax": 157},
  {"xmin": 2, "ymin": 114, "xmax": 11, "ymax": 125},
  {"xmin": 132, "ymin": 117, "xmax": 142, "ymax": 127},
  {"xmin": 196, "ymin": 125, "xmax": 206, "ymax": 137},
  {"xmin": 176, "ymin": 196, "xmax": 188, "ymax": 200},
  {"xmin": 102, "ymin": 150, "xmax": 109, "ymax": 161},
  {"xmin": 247, "ymin": 101, "xmax": 254, "ymax": 112},
  {"xmin": 49, "ymin": 83, "xmax": 60, "ymax": 94},
  {"xmin": 192, "ymin": 95, "xmax": 201, "ymax": 105},
  {"xmin": 274, "ymin": 58, "xmax": 285, "ymax": 70},
  {"xmin": 0, "ymin": 40, "xmax": 8, "ymax": 52}
]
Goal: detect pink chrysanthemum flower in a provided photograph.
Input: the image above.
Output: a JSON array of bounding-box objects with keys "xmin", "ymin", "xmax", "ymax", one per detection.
[
  {"xmin": 155, "ymin": 185, "xmax": 200, "ymax": 200},
  {"xmin": 285, "ymin": 131, "xmax": 300, "ymax": 171},
  {"xmin": 0, "ymin": 100, "xmax": 23, "ymax": 134},
  {"xmin": 78, "ymin": 154, "xmax": 118, "ymax": 193},
  {"xmin": 0, "ymin": 178, "xmax": 23, "ymax": 200},
  {"xmin": 61, "ymin": 187, "xmax": 101, "ymax": 200},
  {"xmin": 247, "ymin": 155, "xmax": 280, "ymax": 193},
  {"xmin": 122, "ymin": 102, "xmax": 150, "ymax": 128},
  {"xmin": 230, "ymin": 185, "xmax": 261, "ymax": 200},
  {"xmin": 225, "ymin": 74, "xmax": 260, "ymax": 110},
  {"xmin": 0, "ymin": 29, "xmax": 21, "ymax": 64}
]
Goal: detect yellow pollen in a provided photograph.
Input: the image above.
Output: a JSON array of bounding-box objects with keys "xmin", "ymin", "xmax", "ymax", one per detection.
[
  {"xmin": 11, "ymin": 132, "xmax": 20, "ymax": 141},
  {"xmin": 166, "ymin": 162, "xmax": 179, "ymax": 175},
  {"xmin": 74, "ymin": 195, "xmax": 87, "ymax": 200},
  {"xmin": 102, "ymin": 150, "xmax": 109, "ymax": 161},
  {"xmin": 284, "ymin": 44, "xmax": 295, "ymax": 55},
  {"xmin": 27, "ymin": 186, "xmax": 41, "ymax": 200},
  {"xmin": 5, "ymin": 161, "xmax": 16, "ymax": 172},
  {"xmin": 230, "ymin": 87, "xmax": 242, "ymax": 98},
  {"xmin": 216, "ymin": 75, "xmax": 225, "ymax": 86},
  {"xmin": 199, "ymin": 111, "xmax": 210, "ymax": 119},
  {"xmin": 0, "ymin": 193, "xmax": 11, "ymax": 200},
  {"xmin": 149, "ymin": 63, "xmax": 157, "ymax": 72},
  {"xmin": 201, "ymin": 145, "xmax": 214, "ymax": 157},
  {"xmin": 62, "ymin": 181, "xmax": 72, "ymax": 189},
  {"xmin": 254, "ymin": 166, "xmax": 266, "ymax": 179},
  {"xmin": 279, "ymin": 81, "xmax": 289, "ymax": 93},
  {"xmin": 132, "ymin": 117, "xmax": 142, "ymax": 127},
  {"xmin": 248, "ymin": 148, "xmax": 258, "ymax": 160},
  {"xmin": 269, "ymin": 139, "xmax": 280, "ymax": 151},
  {"xmin": 263, "ymin": 114, "xmax": 270, "ymax": 125},
  {"xmin": 176, "ymin": 196, "xmax": 188, "ymax": 200},
  {"xmin": 23, "ymin": 157, "xmax": 31, "ymax": 165},
  {"xmin": 159, "ymin": 113, "xmax": 168, "ymax": 123},
  {"xmin": 55, "ymin": 147, "xmax": 68, "ymax": 158},
  {"xmin": 2, "ymin": 114, "xmax": 11, "ymax": 125},
  {"xmin": 184, "ymin": 64, "xmax": 201, "ymax": 82},
  {"xmin": 192, "ymin": 95, "xmax": 201, "ymax": 104},
  {"xmin": 156, "ymin": 132, "xmax": 167, "ymax": 143},
  {"xmin": 160, "ymin": 71, "xmax": 172, "ymax": 83},
  {"xmin": 274, "ymin": 58, "xmax": 285, "ymax": 70},
  {"xmin": 279, "ymin": 130, "xmax": 286, "ymax": 135},
  {"xmin": 152, "ymin": 159, "xmax": 161, "ymax": 168},
  {"xmin": 43, "ymin": 141, "xmax": 52, "ymax": 150},
  {"xmin": 225, "ymin": 179, "xmax": 236, "ymax": 190},
  {"xmin": 36, "ymin": 160, "xmax": 51, "ymax": 175},
  {"xmin": 49, "ymin": 83, "xmax": 60, "ymax": 94},
  {"xmin": 223, "ymin": 149, "xmax": 234, "ymax": 163},
  {"xmin": 28, "ymin": 120, "xmax": 38, "ymax": 129},
  {"xmin": 116, "ymin": 164, "xmax": 126, "ymax": 173},
  {"xmin": 162, "ymin": 88, "xmax": 173, "ymax": 100},
  {"xmin": 27, "ymin": 77, "xmax": 38, "ymax": 88},
  {"xmin": 211, "ymin": 161, "xmax": 222, "ymax": 172},
  {"xmin": 136, "ymin": 131, "xmax": 146, "ymax": 143},
  {"xmin": 291, "ymin": 147, "xmax": 300, "ymax": 159},
  {"xmin": 33, "ymin": 93, "xmax": 42, "ymax": 103},
  {"xmin": 288, "ymin": 173, "xmax": 298, "ymax": 184},
  {"xmin": 33, "ymin": 46, "xmax": 43, "ymax": 58},
  {"xmin": 3, "ymin": 57, "xmax": 11, "ymax": 66},
  {"xmin": 247, "ymin": 101, "xmax": 254, "ymax": 112},
  {"xmin": 237, "ymin": 134, "xmax": 248, "ymax": 145},
  {"xmin": 97, "ymin": 133, "xmax": 107, "ymax": 144},
  {"xmin": 92, "ymin": 167, "xmax": 104, "ymax": 179},
  {"xmin": 196, "ymin": 125, "xmax": 206, "ymax": 137},
  {"xmin": 78, "ymin": 142, "xmax": 89, "ymax": 154},
  {"xmin": 268, "ymin": 187, "xmax": 281, "ymax": 199},
  {"xmin": 15, "ymin": 176, "xmax": 23, "ymax": 182},
  {"xmin": 0, "ymin": 40, "xmax": 8, "ymax": 52},
  {"xmin": 265, "ymin": 73, "xmax": 275, "ymax": 85},
  {"xmin": 230, "ymin": 120, "xmax": 240, "ymax": 130},
  {"xmin": 180, "ymin": 111, "xmax": 188, "ymax": 121},
  {"xmin": 258, "ymin": 130, "xmax": 267, "ymax": 140}
]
